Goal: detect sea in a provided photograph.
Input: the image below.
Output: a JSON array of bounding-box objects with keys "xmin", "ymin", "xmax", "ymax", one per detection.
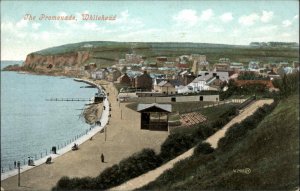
[{"xmin": 1, "ymin": 61, "xmax": 97, "ymax": 172}]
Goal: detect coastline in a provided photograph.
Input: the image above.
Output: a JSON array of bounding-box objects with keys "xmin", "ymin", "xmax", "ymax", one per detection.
[{"xmin": 1, "ymin": 78, "xmax": 110, "ymax": 181}]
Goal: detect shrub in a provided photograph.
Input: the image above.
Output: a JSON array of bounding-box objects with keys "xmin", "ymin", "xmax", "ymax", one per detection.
[
  {"xmin": 159, "ymin": 133, "xmax": 197, "ymax": 162},
  {"xmin": 218, "ymin": 102, "xmax": 278, "ymax": 151},
  {"xmin": 55, "ymin": 176, "xmax": 72, "ymax": 190},
  {"xmin": 54, "ymin": 149, "xmax": 161, "ymax": 190},
  {"xmin": 194, "ymin": 142, "xmax": 214, "ymax": 155},
  {"xmin": 196, "ymin": 124, "xmax": 216, "ymax": 139}
]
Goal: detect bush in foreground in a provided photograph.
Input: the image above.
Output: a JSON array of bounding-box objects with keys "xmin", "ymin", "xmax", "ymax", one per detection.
[
  {"xmin": 194, "ymin": 142, "xmax": 214, "ymax": 155},
  {"xmin": 53, "ymin": 149, "xmax": 161, "ymax": 190}
]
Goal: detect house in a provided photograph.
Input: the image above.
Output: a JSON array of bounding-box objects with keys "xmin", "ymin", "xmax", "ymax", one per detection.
[
  {"xmin": 198, "ymin": 71, "xmax": 230, "ymax": 82},
  {"xmin": 214, "ymin": 63, "xmax": 230, "ymax": 72},
  {"xmin": 219, "ymin": 58, "xmax": 230, "ymax": 64},
  {"xmin": 293, "ymin": 61, "xmax": 299, "ymax": 69},
  {"xmin": 154, "ymin": 80, "xmax": 176, "ymax": 95},
  {"xmin": 230, "ymin": 62, "xmax": 244, "ymax": 71},
  {"xmin": 133, "ymin": 71, "xmax": 153, "ymax": 91},
  {"xmin": 177, "ymin": 63, "xmax": 189, "ymax": 69},
  {"xmin": 177, "ymin": 71, "xmax": 228, "ymax": 93},
  {"xmin": 91, "ymin": 69, "xmax": 107, "ymax": 80},
  {"xmin": 117, "ymin": 73, "xmax": 132, "ymax": 86},
  {"xmin": 177, "ymin": 70, "xmax": 196, "ymax": 85},
  {"xmin": 156, "ymin": 56, "xmax": 168, "ymax": 63},
  {"xmin": 107, "ymin": 69, "xmax": 121, "ymax": 82},
  {"xmin": 125, "ymin": 53, "xmax": 143, "ymax": 64},
  {"xmin": 248, "ymin": 61, "xmax": 260, "ymax": 71},
  {"xmin": 84, "ymin": 62, "xmax": 97, "ymax": 70},
  {"xmin": 191, "ymin": 55, "xmax": 208, "ymax": 74}
]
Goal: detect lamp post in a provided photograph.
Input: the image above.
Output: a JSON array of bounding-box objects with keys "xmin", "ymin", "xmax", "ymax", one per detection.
[{"xmin": 17, "ymin": 161, "xmax": 20, "ymax": 187}]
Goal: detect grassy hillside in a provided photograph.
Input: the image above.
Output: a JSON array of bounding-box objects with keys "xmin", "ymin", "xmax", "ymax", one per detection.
[
  {"xmin": 33, "ymin": 41, "xmax": 299, "ymax": 65},
  {"xmin": 140, "ymin": 94, "xmax": 299, "ymax": 190}
]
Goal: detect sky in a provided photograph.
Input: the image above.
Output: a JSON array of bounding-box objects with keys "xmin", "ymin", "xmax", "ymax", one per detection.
[{"xmin": 1, "ymin": 0, "xmax": 299, "ymax": 60}]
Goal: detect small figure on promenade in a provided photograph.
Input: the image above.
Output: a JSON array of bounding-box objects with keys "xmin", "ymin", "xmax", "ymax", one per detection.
[
  {"xmin": 72, "ymin": 143, "xmax": 78, "ymax": 151},
  {"xmin": 101, "ymin": 153, "xmax": 105, "ymax": 163},
  {"xmin": 46, "ymin": 157, "xmax": 52, "ymax": 164},
  {"xmin": 52, "ymin": 146, "xmax": 57, "ymax": 154}
]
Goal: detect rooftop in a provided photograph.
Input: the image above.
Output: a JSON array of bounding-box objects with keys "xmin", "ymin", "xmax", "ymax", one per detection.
[{"xmin": 137, "ymin": 103, "xmax": 172, "ymax": 113}]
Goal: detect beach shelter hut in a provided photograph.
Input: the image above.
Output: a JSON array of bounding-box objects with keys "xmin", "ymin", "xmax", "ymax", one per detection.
[{"xmin": 137, "ymin": 103, "xmax": 172, "ymax": 131}]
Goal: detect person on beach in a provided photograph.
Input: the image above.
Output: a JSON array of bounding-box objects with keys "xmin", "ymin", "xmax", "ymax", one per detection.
[
  {"xmin": 14, "ymin": 161, "xmax": 17, "ymax": 169},
  {"xmin": 101, "ymin": 153, "xmax": 105, "ymax": 163}
]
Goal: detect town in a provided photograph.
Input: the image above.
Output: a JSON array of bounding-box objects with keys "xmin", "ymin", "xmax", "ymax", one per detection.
[{"xmin": 80, "ymin": 52, "xmax": 298, "ymax": 101}]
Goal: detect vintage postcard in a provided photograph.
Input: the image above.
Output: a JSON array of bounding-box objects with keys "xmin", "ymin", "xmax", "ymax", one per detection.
[{"xmin": 1, "ymin": 0, "xmax": 299, "ymax": 190}]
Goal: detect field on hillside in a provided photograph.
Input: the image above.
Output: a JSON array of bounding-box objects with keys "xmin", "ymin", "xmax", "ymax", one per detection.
[
  {"xmin": 33, "ymin": 41, "xmax": 299, "ymax": 67},
  {"xmin": 140, "ymin": 94, "xmax": 299, "ymax": 190}
]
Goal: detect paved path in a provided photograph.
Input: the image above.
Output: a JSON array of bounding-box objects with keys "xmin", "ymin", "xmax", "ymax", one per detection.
[
  {"xmin": 111, "ymin": 99, "xmax": 274, "ymax": 191},
  {"xmin": 1, "ymin": 80, "xmax": 168, "ymax": 191}
]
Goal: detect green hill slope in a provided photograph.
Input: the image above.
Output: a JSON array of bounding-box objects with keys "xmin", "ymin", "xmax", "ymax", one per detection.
[
  {"xmin": 33, "ymin": 41, "xmax": 299, "ymax": 64},
  {"xmin": 140, "ymin": 94, "xmax": 299, "ymax": 190}
]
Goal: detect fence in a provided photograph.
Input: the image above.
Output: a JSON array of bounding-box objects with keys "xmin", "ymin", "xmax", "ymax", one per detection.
[
  {"xmin": 177, "ymin": 99, "xmax": 244, "ymax": 114},
  {"xmin": 168, "ymin": 98, "xmax": 247, "ymax": 132}
]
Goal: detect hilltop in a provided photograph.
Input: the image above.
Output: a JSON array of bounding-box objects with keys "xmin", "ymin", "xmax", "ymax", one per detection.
[{"xmin": 2, "ymin": 41, "xmax": 298, "ymax": 77}]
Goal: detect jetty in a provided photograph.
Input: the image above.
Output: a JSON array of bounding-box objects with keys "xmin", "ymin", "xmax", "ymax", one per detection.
[{"xmin": 46, "ymin": 98, "xmax": 92, "ymax": 102}]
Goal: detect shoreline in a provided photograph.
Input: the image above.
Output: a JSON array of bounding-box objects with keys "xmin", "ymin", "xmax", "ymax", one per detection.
[{"xmin": 1, "ymin": 78, "xmax": 110, "ymax": 181}]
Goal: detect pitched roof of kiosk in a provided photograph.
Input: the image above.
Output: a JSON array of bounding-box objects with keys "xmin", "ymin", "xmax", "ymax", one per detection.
[{"xmin": 137, "ymin": 103, "xmax": 172, "ymax": 113}]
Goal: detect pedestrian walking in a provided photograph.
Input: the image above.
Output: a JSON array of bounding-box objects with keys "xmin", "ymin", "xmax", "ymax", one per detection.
[
  {"xmin": 14, "ymin": 161, "xmax": 17, "ymax": 169},
  {"xmin": 101, "ymin": 153, "xmax": 105, "ymax": 163}
]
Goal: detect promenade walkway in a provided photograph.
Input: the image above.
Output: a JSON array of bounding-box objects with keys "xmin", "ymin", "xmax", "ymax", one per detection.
[
  {"xmin": 1, "ymin": 80, "xmax": 168, "ymax": 191},
  {"xmin": 111, "ymin": 99, "xmax": 274, "ymax": 191}
]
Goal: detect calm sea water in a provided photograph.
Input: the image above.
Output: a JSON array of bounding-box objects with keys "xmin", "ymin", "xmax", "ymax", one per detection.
[{"xmin": 1, "ymin": 61, "xmax": 96, "ymax": 171}]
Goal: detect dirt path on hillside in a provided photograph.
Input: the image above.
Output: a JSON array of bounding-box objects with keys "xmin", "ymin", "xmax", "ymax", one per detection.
[
  {"xmin": 1, "ymin": 81, "xmax": 168, "ymax": 191},
  {"xmin": 110, "ymin": 99, "xmax": 274, "ymax": 191}
]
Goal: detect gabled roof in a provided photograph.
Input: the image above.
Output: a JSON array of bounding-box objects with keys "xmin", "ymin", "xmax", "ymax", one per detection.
[
  {"xmin": 137, "ymin": 103, "xmax": 172, "ymax": 113},
  {"xmin": 157, "ymin": 80, "xmax": 172, "ymax": 87}
]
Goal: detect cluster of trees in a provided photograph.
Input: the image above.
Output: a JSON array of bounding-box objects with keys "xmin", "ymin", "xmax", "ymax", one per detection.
[
  {"xmin": 250, "ymin": 42, "xmax": 299, "ymax": 47},
  {"xmin": 237, "ymin": 72, "xmax": 269, "ymax": 80},
  {"xmin": 220, "ymin": 79, "xmax": 271, "ymax": 100},
  {"xmin": 53, "ymin": 106, "xmax": 238, "ymax": 191},
  {"xmin": 220, "ymin": 71, "xmax": 299, "ymax": 100},
  {"xmin": 272, "ymin": 72, "xmax": 299, "ymax": 98}
]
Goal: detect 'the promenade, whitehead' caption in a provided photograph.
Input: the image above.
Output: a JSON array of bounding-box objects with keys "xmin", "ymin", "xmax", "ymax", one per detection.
[{"xmin": 24, "ymin": 13, "xmax": 117, "ymax": 21}]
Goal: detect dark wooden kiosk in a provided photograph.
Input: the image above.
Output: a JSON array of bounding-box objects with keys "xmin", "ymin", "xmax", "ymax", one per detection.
[{"xmin": 137, "ymin": 103, "xmax": 172, "ymax": 131}]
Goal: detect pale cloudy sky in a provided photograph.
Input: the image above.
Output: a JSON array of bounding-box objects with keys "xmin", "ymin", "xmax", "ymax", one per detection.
[{"xmin": 1, "ymin": 0, "xmax": 299, "ymax": 60}]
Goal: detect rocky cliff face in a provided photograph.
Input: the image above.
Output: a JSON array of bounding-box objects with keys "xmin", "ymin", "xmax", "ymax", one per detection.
[{"xmin": 24, "ymin": 51, "xmax": 91, "ymax": 69}]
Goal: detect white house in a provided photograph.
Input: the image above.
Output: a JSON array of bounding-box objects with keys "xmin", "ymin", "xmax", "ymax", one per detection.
[
  {"xmin": 91, "ymin": 69, "xmax": 107, "ymax": 80},
  {"xmin": 176, "ymin": 71, "xmax": 228, "ymax": 93}
]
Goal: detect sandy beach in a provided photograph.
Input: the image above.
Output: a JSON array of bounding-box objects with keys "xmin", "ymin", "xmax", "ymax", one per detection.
[{"xmin": 1, "ymin": 80, "xmax": 168, "ymax": 191}]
